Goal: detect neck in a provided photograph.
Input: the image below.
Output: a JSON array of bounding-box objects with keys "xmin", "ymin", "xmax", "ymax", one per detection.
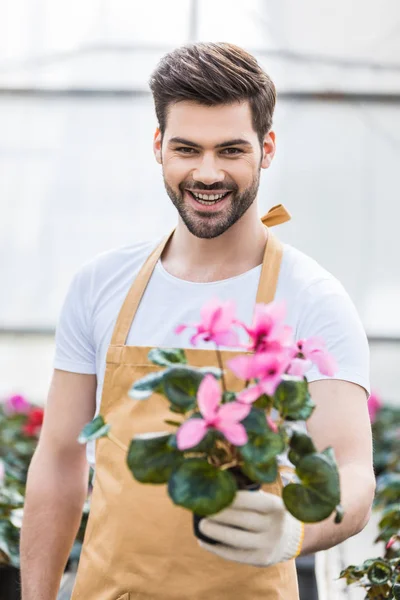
[{"xmin": 161, "ymin": 204, "xmax": 268, "ymax": 283}]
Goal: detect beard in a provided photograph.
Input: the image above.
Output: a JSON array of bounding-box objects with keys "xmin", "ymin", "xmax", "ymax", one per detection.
[{"xmin": 163, "ymin": 171, "xmax": 261, "ymax": 239}]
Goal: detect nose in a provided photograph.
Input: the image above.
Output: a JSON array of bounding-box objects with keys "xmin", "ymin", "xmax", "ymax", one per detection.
[{"xmin": 192, "ymin": 154, "xmax": 225, "ymax": 185}]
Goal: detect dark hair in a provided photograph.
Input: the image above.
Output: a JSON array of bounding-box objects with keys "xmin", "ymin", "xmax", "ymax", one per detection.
[{"xmin": 149, "ymin": 42, "xmax": 276, "ymax": 147}]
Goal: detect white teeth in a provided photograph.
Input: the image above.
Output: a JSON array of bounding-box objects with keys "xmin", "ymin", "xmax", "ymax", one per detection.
[
  {"xmin": 194, "ymin": 192, "xmax": 225, "ymax": 200},
  {"xmin": 191, "ymin": 191, "xmax": 228, "ymax": 203}
]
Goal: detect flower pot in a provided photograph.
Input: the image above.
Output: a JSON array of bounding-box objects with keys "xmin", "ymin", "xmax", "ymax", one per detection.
[
  {"xmin": 193, "ymin": 467, "xmax": 261, "ymax": 545},
  {"xmin": 0, "ymin": 565, "xmax": 21, "ymax": 600}
]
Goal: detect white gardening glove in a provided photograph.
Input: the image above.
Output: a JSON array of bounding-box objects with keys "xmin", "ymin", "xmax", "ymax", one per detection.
[{"xmin": 198, "ymin": 489, "xmax": 305, "ymax": 567}]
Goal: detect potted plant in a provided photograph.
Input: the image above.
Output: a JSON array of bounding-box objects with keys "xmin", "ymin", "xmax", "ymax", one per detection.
[
  {"xmin": 0, "ymin": 395, "xmax": 91, "ymax": 600},
  {"xmin": 339, "ymin": 394, "xmax": 400, "ymax": 599},
  {"xmin": 80, "ymin": 299, "xmax": 345, "ymax": 539}
]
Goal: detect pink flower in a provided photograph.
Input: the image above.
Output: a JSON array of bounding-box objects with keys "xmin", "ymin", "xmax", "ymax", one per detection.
[
  {"xmin": 175, "ymin": 298, "xmax": 240, "ymax": 347},
  {"xmin": 240, "ymin": 301, "xmax": 294, "ymax": 353},
  {"xmin": 367, "ymin": 392, "xmax": 382, "ymax": 424},
  {"xmin": 4, "ymin": 394, "xmax": 31, "ymax": 416},
  {"xmin": 386, "ymin": 535, "xmax": 398, "ymax": 550},
  {"xmin": 287, "ymin": 357, "xmax": 313, "ymax": 378},
  {"xmin": 266, "ymin": 415, "xmax": 278, "ymax": 433},
  {"xmin": 229, "ymin": 351, "xmax": 292, "ymax": 402},
  {"xmin": 176, "ymin": 375, "xmax": 251, "ymax": 450},
  {"xmin": 297, "ymin": 337, "xmax": 337, "ymax": 376}
]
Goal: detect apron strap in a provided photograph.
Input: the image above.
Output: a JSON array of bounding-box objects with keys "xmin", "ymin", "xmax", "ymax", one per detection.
[{"xmin": 110, "ymin": 204, "xmax": 291, "ymax": 347}]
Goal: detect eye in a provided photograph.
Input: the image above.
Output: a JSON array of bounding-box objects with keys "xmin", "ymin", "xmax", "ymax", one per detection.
[
  {"xmin": 221, "ymin": 148, "xmax": 243, "ymax": 155},
  {"xmin": 175, "ymin": 147, "xmax": 197, "ymax": 154}
]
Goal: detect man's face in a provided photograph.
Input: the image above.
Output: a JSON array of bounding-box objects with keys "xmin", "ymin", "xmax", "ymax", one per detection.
[{"xmin": 153, "ymin": 101, "xmax": 275, "ymax": 239}]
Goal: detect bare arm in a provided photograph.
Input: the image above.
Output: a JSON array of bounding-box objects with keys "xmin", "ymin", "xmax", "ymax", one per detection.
[
  {"xmin": 299, "ymin": 379, "xmax": 376, "ymax": 555},
  {"xmin": 20, "ymin": 369, "xmax": 96, "ymax": 600}
]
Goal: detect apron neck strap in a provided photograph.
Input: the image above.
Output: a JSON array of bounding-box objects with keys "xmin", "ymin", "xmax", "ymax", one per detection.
[{"xmin": 111, "ymin": 204, "xmax": 290, "ymax": 346}]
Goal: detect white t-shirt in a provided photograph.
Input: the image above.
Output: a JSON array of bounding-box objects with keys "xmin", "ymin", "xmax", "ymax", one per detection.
[{"xmin": 54, "ymin": 237, "xmax": 370, "ymax": 475}]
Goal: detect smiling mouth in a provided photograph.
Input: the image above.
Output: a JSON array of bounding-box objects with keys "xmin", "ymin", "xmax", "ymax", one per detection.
[{"xmin": 186, "ymin": 190, "xmax": 232, "ymax": 205}]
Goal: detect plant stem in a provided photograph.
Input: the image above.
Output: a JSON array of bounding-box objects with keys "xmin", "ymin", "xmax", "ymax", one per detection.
[
  {"xmin": 216, "ymin": 347, "xmax": 227, "ymax": 393},
  {"xmin": 164, "ymin": 419, "xmax": 182, "ymax": 427}
]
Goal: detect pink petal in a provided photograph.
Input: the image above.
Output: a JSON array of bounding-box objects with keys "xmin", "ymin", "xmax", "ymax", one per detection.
[
  {"xmin": 4, "ymin": 394, "xmax": 31, "ymax": 415},
  {"xmin": 367, "ymin": 392, "xmax": 382, "ymax": 423},
  {"xmin": 302, "ymin": 336, "xmax": 326, "ymax": 354},
  {"xmin": 176, "ymin": 419, "xmax": 208, "ymax": 450},
  {"xmin": 260, "ymin": 375, "xmax": 282, "ymax": 397},
  {"xmin": 217, "ymin": 422, "xmax": 248, "ymax": 446},
  {"xmin": 175, "ymin": 324, "xmax": 187, "ymax": 335},
  {"xmin": 236, "ymin": 385, "xmax": 264, "ymax": 404},
  {"xmin": 266, "ymin": 415, "xmax": 278, "ymax": 433},
  {"xmin": 190, "ymin": 329, "xmax": 203, "ymax": 346},
  {"xmin": 312, "ymin": 351, "xmax": 338, "ymax": 376},
  {"xmin": 197, "ymin": 375, "xmax": 221, "ymax": 419},
  {"xmin": 252, "ymin": 301, "xmax": 287, "ymax": 336},
  {"xmin": 287, "ymin": 358, "xmax": 313, "ymax": 377},
  {"xmin": 212, "ymin": 300, "xmax": 236, "ymax": 331},
  {"xmin": 218, "ymin": 401, "xmax": 251, "ymax": 423},
  {"xmin": 211, "ymin": 330, "xmax": 240, "ymax": 347},
  {"xmin": 227, "ymin": 354, "xmax": 259, "ymax": 380},
  {"xmin": 200, "ymin": 298, "xmax": 222, "ymax": 329}
]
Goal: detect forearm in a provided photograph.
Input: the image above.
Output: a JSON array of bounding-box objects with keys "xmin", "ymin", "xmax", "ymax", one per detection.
[
  {"xmin": 20, "ymin": 448, "xmax": 89, "ymax": 600},
  {"xmin": 299, "ymin": 463, "xmax": 376, "ymax": 556}
]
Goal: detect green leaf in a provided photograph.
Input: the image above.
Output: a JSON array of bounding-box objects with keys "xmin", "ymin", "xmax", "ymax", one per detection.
[
  {"xmin": 241, "ymin": 406, "xmax": 270, "ymax": 435},
  {"xmin": 241, "ymin": 456, "xmax": 278, "ymax": 484},
  {"xmin": 222, "ymin": 391, "xmax": 237, "ymax": 404},
  {"xmin": 286, "ymin": 396, "xmax": 316, "ymax": 421},
  {"xmin": 162, "ymin": 367, "xmax": 204, "ymax": 412},
  {"xmin": 274, "ymin": 376, "xmax": 310, "ymax": 418},
  {"xmin": 334, "ymin": 504, "xmax": 344, "ymax": 524},
  {"xmin": 78, "ymin": 416, "xmax": 110, "ymax": 444},
  {"xmin": 168, "ymin": 458, "xmax": 237, "ymax": 516},
  {"xmin": 289, "ymin": 430, "xmax": 317, "ymax": 457},
  {"xmin": 253, "ymin": 394, "xmax": 273, "ymax": 410},
  {"xmin": 367, "ymin": 559, "xmax": 392, "ymax": 585},
  {"xmin": 378, "ymin": 504, "xmax": 400, "ymax": 530},
  {"xmin": 148, "ymin": 348, "xmax": 187, "ymax": 367},
  {"xmin": 198, "ymin": 366, "xmax": 222, "ymax": 379},
  {"xmin": 189, "ymin": 428, "xmax": 223, "ymax": 453},
  {"xmin": 127, "ymin": 432, "xmax": 183, "ymax": 484},
  {"xmin": 128, "ymin": 371, "xmax": 165, "ymax": 400},
  {"xmin": 240, "ymin": 427, "xmax": 284, "ymax": 465},
  {"xmin": 282, "ymin": 453, "xmax": 341, "ymax": 522},
  {"xmin": 393, "ymin": 582, "xmax": 400, "ymax": 600}
]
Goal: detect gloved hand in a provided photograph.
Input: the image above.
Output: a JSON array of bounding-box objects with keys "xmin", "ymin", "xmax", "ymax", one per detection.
[{"xmin": 198, "ymin": 489, "xmax": 305, "ymax": 567}]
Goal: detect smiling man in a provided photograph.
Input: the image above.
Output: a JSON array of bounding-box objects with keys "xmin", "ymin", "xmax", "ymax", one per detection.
[{"xmin": 21, "ymin": 43, "xmax": 375, "ymax": 600}]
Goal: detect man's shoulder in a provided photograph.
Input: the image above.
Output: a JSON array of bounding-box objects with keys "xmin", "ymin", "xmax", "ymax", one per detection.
[
  {"xmin": 279, "ymin": 243, "xmax": 345, "ymax": 298},
  {"xmin": 78, "ymin": 237, "xmax": 162, "ymax": 283}
]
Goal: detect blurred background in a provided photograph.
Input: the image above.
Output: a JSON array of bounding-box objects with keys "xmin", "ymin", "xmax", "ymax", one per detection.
[{"xmin": 1, "ymin": 0, "xmax": 399, "ymax": 405}]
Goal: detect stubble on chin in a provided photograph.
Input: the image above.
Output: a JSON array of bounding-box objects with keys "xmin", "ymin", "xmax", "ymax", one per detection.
[{"xmin": 163, "ymin": 176, "xmax": 260, "ymax": 239}]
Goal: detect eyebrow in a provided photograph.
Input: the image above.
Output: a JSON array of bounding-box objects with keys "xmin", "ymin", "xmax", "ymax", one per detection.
[{"xmin": 168, "ymin": 137, "xmax": 252, "ymax": 149}]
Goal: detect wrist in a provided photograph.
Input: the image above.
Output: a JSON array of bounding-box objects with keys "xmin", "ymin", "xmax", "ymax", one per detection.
[{"xmin": 270, "ymin": 514, "xmax": 305, "ymax": 564}]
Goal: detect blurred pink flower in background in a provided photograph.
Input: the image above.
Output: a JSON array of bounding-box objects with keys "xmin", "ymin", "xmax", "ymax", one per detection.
[
  {"xmin": 3, "ymin": 394, "xmax": 31, "ymax": 416},
  {"xmin": 367, "ymin": 392, "xmax": 382, "ymax": 423},
  {"xmin": 175, "ymin": 298, "xmax": 240, "ymax": 347},
  {"xmin": 176, "ymin": 375, "xmax": 251, "ymax": 450}
]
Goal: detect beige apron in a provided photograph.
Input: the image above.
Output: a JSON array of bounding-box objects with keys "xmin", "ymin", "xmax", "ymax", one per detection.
[{"xmin": 71, "ymin": 205, "xmax": 300, "ymax": 600}]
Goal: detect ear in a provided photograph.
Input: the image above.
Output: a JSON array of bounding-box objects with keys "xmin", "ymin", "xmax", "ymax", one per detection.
[
  {"xmin": 260, "ymin": 131, "xmax": 276, "ymax": 169},
  {"xmin": 153, "ymin": 128, "xmax": 162, "ymax": 164}
]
